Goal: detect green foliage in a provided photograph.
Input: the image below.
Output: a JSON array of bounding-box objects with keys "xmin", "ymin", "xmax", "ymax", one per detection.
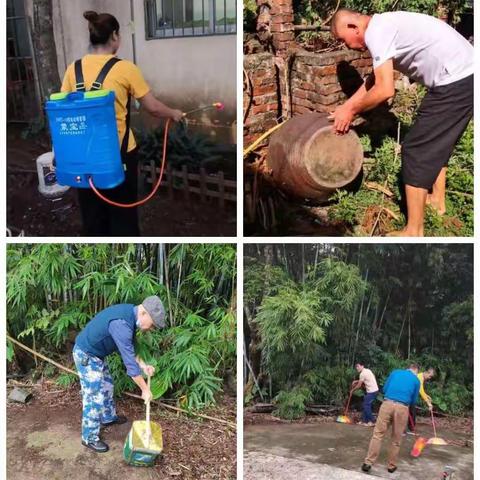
[
  {"xmin": 244, "ymin": 0, "xmax": 257, "ymax": 32},
  {"xmin": 329, "ymin": 88, "xmax": 473, "ymax": 236},
  {"xmin": 293, "ymin": 0, "xmax": 469, "ymax": 23},
  {"xmin": 7, "ymin": 340, "xmax": 14, "ymax": 362},
  {"xmin": 303, "ymin": 366, "xmax": 355, "ymax": 406},
  {"xmin": 7, "ymin": 244, "xmax": 236, "ymax": 411},
  {"xmin": 136, "ymin": 122, "xmax": 222, "ymax": 173},
  {"xmin": 274, "ymin": 386, "xmax": 313, "ymax": 420},
  {"xmin": 251, "ymin": 257, "xmax": 366, "ymax": 389},
  {"xmin": 245, "ymin": 244, "xmax": 473, "ymax": 416},
  {"xmin": 56, "ymin": 373, "xmax": 78, "ymax": 388}
]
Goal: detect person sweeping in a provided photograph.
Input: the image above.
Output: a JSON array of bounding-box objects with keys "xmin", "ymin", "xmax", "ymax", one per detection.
[
  {"xmin": 407, "ymin": 367, "xmax": 435, "ymax": 434},
  {"xmin": 60, "ymin": 11, "xmax": 183, "ymax": 236},
  {"xmin": 73, "ymin": 296, "xmax": 165, "ymax": 453},
  {"xmin": 351, "ymin": 361, "xmax": 379, "ymax": 426},
  {"xmin": 329, "ymin": 10, "xmax": 473, "ymax": 237},
  {"xmin": 361, "ymin": 364, "xmax": 420, "ymax": 474}
]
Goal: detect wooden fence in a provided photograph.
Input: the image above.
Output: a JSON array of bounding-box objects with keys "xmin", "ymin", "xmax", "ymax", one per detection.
[{"xmin": 141, "ymin": 163, "xmax": 236, "ymax": 209}]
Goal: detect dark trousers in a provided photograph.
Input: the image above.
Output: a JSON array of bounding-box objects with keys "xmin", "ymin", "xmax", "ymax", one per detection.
[
  {"xmin": 407, "ymin": 404, "xmax": 416, "ymax": 431},
  {"xmin": 363, "ymin": 391, "xmax": 378, "ymax": 423},
  {"xmin": 77, "ymin": 149, "xmax": 140, "ymax": 236}
]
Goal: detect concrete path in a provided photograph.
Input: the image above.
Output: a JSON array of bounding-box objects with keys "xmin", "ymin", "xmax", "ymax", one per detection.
[{"xmin": 244, "ymin": 421, "xmax": 472, "ymax": 480}]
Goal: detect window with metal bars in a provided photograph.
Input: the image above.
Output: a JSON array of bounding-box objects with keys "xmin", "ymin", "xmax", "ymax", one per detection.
[{"xmin": 145, "ymin": 0, "xmax": 236, "ymax": 39}]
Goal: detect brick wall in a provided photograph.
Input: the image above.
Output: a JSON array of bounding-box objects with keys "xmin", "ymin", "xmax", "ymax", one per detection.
[
  {"xmin": 291, "ymin": 50, "xmax": 373, "ymax": 115},
  {"xmin": 243, "ymin": 52, "xmax": 279, "ymax": 146},
  {"xmin": 268, "ymin": 0, "xmax": 295, "ymax": 53},
  {"xmin": 244, "ymin": 48, "xmax": 373, "ymax": 144}
]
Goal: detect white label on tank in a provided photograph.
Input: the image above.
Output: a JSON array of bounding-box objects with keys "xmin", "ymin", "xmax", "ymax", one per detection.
[{"xmin": 55, "ymin": 115, "xmax": 88, "ymax": 135}]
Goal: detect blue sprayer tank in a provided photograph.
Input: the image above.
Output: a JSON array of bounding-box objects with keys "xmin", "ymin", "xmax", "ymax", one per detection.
[{"xmin": 45, "ymin": 90, "xmax": 124, "ymax": 189}]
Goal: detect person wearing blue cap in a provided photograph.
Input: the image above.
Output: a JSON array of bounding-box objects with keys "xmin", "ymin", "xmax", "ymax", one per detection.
[{"xmin": 73, "ymin": 295, "xmax": 166, "ymax": 453}]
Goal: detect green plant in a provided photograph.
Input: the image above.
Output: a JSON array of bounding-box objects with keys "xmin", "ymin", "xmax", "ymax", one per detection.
[
  {"xmin": 274, "ymin": 386, "xmax": 312, "ymax": 420},
  {"xmin": 56, "ymin": 372, "xmax": 78, "ymax": 388},
  {"xmin": 244, "ymin": 0, "xmax": 257, "ymax": 32},
  {"xmin": 137, "ymin": 122, "xmax": 222, "ymax": 173},
  {"xmin": 7, "ymin": 244, "xmax": 236, "ymax": 412}
]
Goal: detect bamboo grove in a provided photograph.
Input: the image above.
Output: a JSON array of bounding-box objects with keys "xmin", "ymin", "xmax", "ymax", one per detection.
[
  {"xmin": 7, "ymin": 244, "xmax": 236, "ymax": 410},
  {"xmin": 244, "ymin": 244, "xmax": 473, "ymax": 418}
]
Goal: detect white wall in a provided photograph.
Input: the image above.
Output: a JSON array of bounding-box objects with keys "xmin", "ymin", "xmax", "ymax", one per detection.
[{"xmin": 27, "ymin": 0, "xmax": 236, "ymax": 142}]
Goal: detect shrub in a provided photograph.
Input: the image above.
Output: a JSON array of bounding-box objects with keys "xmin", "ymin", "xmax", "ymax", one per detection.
[{"xmin": 274, "ymin": 386, "xmax": 313, "ymax": 420}]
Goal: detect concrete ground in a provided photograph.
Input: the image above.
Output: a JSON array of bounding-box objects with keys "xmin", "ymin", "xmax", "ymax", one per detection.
[{"xmin": 244, "ymin": 421, "xmax": 472, "ymax": 480}]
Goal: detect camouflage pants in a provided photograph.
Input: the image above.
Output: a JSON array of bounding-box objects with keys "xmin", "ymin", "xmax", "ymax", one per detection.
[{"xmin": 73, "ymin": 344, "xmax": 117, "ymax": 442}]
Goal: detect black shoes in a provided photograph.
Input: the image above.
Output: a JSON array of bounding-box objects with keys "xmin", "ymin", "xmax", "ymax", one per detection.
[
  {"xmin": 82, "ymin": 439, "xmax": 109, "ymax": 453},
  {"xmin": 361, "ymin": 463, "xmax": 397, "ymax": 474},
  {"xmin": 81, "ymin": 416, "xmax": 127, "ymax": 453},
  {"xmin": 101, "ymin": 415, "xmax": 128, "ymax": 426}
]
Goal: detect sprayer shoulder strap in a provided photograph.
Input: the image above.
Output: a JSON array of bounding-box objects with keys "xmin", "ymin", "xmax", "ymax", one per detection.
[
  {"xmin": 74, "ymin": 59, "xmax": 85, "ymax": 92},
  {"xmin": 91, "ymin": 57, "xmax": 123, "ymax": 90},
  {"xmin": 74, "ymin": 57, "xmax": 131, "ymax": 153},
  {"xmin": 74, "ymin": 56, "xmax": 123, "ymax": 91}
]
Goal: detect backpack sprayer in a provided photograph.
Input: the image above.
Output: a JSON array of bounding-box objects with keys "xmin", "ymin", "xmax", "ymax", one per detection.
[{"xmin": 41, "ymin": 56, "xmax": 224, "ymax": 207}]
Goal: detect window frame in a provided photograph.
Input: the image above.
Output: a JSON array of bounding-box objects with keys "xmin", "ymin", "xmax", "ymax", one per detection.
[{"xmin": 144, "ymin": 0, "xmax": 237, "ymax": 40}]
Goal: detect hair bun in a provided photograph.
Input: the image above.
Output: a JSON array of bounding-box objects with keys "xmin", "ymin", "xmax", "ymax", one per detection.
[{"xmin": 83, "ymin": 10, "xmax": 99, "ymax": 22}]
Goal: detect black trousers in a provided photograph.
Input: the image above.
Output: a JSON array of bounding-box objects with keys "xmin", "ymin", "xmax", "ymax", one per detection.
[
  {"xmin": 77, "ymin": 149, "xmax": 140, "ymax": 236},
  {"xmin": 408, "ymin": 404, "xmax": 416, "ymax": 431}
]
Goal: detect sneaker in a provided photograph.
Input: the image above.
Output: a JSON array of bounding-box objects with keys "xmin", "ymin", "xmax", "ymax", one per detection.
[
  {"xmin": 361, "ymin": 463, "xmax": 372, "ymax": 473},
  {"xmin": 406, "ymin": 430, "xmax": 416, "ymax": 436},
  {"xmin": 388, "ymin": 466, "xmax": 397, "ymax": 473},
  {"xmin": 365, "ymin": 422, "xmax": 375, "ymax": 427},
  {"xmin": 81, "ymin": 439, "xmax": 109, "ymax": 453}
]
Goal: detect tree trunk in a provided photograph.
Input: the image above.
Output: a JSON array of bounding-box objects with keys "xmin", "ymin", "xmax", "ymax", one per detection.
[
  {"xmin": 32, "ymin": 0, "xmax": 61, "ymax": 100},
  {"xmin": 351, "ymin": 268, "xmax": 369, "ymax": 365}
]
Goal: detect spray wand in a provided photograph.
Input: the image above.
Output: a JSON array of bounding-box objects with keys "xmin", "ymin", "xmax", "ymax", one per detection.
[{"xmin": 183, "ymin": 102, "xmax": 225, "ymax": 116}]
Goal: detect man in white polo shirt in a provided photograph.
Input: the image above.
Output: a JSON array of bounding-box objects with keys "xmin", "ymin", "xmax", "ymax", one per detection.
[
  {"xmin": 329, "ymin": 10, "xmax": 473, "ymax": 236},
  {"xmin": 352, "ymin": 361, "xmax": 379, "ymax": 426}
]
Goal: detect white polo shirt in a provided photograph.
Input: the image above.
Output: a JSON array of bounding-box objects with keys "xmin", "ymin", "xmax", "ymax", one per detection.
[
  {"xmin": 359, "ymin": 368, "xmax": 379, "ymax": 393},
  {"xmin": 364, "ymin": 11, "xmax": 473, "ymax": 88}
]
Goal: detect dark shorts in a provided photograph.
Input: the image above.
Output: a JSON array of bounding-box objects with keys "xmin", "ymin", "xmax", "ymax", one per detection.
[{"xmin": 401, "ymin": 74, "xmax": 473, "ymax": 190}]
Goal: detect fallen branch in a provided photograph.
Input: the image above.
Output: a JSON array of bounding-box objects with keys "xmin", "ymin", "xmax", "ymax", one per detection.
[
  {"xmin": 364, "ymin": 181, "xmax": 394, "ymax": 197},
  {"xmin": 7, "ymin": 335, "xmax": 236, "ymax": 429},
  {"xmin": 447, "ymin": 190, "xmax": 473, "ymax": 198}
]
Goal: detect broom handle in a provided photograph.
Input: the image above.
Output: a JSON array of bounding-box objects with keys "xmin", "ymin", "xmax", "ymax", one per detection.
[
  {"xmin": 431, "ymin": 410, "xmax": 437, "ymax": 437},
  {"xmin": 344, "ymin": 389, "xmax": 354, "ymax": 415},
  {"xmin": 146, "ymin": 375, "xmax": 151, "ymax": 444}
]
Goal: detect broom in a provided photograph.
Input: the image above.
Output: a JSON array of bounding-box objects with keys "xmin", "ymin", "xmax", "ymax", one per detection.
[
  {"xmin": 427, "ymin": 410, "xmax": 448, "ymax": 445},
  {"xmin": 336, "ymin": 388, "xmax": 354, "ymax": 424}
]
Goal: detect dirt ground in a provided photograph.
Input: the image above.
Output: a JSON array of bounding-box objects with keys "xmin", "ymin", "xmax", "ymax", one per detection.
[
  {"xmin": 7, "ymin": 382, "xmax": 236, "ymax": 480},
  {"xmin": 244, "ymin": 414, "xmax": 473, "ymax": 480},
  {"xmin": 7, "ymin": 126, "xmax": 235, "ymax": 237}
]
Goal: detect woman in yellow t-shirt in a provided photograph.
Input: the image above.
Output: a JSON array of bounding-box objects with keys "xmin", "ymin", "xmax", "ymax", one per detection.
[{"xmin": 61, "ymin": 10, "xmax": 183, "ymax": 236}]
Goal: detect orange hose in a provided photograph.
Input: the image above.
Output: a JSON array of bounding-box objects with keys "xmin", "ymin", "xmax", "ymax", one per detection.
[{"xmin": 88, "ymin": 118, "xmax": 170, "ymax": 208}]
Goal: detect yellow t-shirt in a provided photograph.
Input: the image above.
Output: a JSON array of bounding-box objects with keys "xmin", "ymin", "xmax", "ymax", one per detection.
[
  {"xmin": 61, "ymin": 54, "xmax": 151, "ymax": 152},
  {"xmin": 418, "ymin": 372, "xmax": 431, "ymax": 404}
]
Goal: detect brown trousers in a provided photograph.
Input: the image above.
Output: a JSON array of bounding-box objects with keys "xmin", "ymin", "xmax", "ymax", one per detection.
[{"xmin": 365, "ymin": 400, "xmax": 409, "ymax": 468}]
